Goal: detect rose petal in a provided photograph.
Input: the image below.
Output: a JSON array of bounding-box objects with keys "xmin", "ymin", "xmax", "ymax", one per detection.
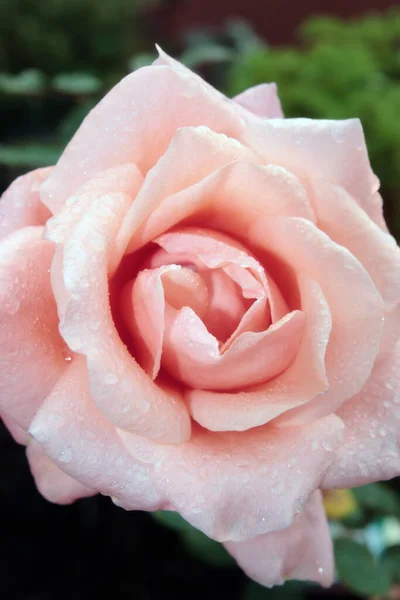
[
  {"xmin": 242, "ymin": 117, "xmax": 383, "ymax": 227},
  {"xmin": 323, "ymin": 341, "xmax": 400, "ymax": 488},
  {"xmin": 251, "ymin": 216, "xmax": 384, "ymax": 423},
  {"xmin": 29, "ymin": 357, "xmax": 161, "ymax": 510},
  {"xmin": 52, "ymin": 190, "xmax": 191, "ymax": 444},
  {"xmin": 139, "ymin": 157, "xmax": 314, "ymax": 256},
  {"xmin": 41, "ymin": 56, "xmax": 258, "ymax": 214},
  {"xmin": 154, "ymin": 228, "xmax": 289, "ymax": 323},
  {"xmin": 233, "ymin": 83, "xmax": 284, "ymax": 119},
  {"xmin": 124, "ymin": 265, "xmax": 209, "ymax": 379},
  {"xmin": 29, "ymin": 359, "xmax": 343, "ymax": 542},
  {"xmin": 119, "ymin": 415, "xmax": 343, "ymax": 541},
  {"xmin": 0, "ymin": 227, "xmax": 68, "ymax": 429},
  {"xmin": 0, "ymin": 167, "xmax": 52, "ymax": 240},
  {"xmin": 188, "ymin": 274, "xmax": 330, "ymax": 431},
  {"xmin": 26, "ymin": 439, "xmax": 95, "ymax": 505},
  {"xmin": 118, "ymin": 127, "xmax": 259, "ymax": 264},
  {"xmin": 311, "ymin": 180, "xmax": 400, "ymax": 311},
  {"xmin": 162, "ymin": 306, "xmax": 304, "ymax": 390},
  {"xmin": 224, "ymin": 491, "xmax": 334, "ymax": 588}
]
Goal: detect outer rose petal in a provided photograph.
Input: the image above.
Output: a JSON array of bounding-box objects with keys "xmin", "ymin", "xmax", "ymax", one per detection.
[
  {"xmin": 311, "ymin": 180, "xmax": 400, "ymax": 311},
  {"xmin": 241, "ymin": 117, "xmax": 384, "ymax": 228},
  {"xmin": 0, "ymin": 227, "xmax": 68, "ymax": 429},
  {"xmin": 323, "ymin": 341, "xmax": 400, "ymax": 488},
  {"xmin": 224, "ymin": 491, "xmax": 334, "ymax": 588},
  {"xmin": 41, "ymin": 57, "xmax": 259, "ymax": 214},
  {"xmin": 30, "ymin": 354, "xmax": 343, "ymax": 542},
  {"xmin": 0, "ymin": 167, "xmax": 52, "ymax": 240},
  {"xmin": 29, "ymin": 358, "xmax": 162, "ymax": 510},
  {"xmin": 233, "ymin": 83, "xmax": 284, "ymax": 119},
  {"xmin": 119, "ymin": 415, "xmax": 343, "ymax": 542},
  {"xmin": 26, "ymin": 439, "xmax": 95, "ymax": 505},
  {"xmin": 49, "ymin": 189, "xmax": 191, "ymax": 444},
  {"xmin": 251, "ymin": 217, "xmax": 384, "ymax": 423}
]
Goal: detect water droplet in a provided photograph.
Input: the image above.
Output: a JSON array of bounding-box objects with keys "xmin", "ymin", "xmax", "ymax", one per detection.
[
  {"xmin": 385, "ymin": 382, "xmax": 394, "ymax": 391},
  {"xmin": 59, "ymin": 448, "xmax": 73, "ymax": 463},
  {"xmin": 379, "ymin": 427, "xmax": 387, "ymax": 437},
  {"xmin": 8, "ymin": 348, "xmax": 19, "ymax": 357}
]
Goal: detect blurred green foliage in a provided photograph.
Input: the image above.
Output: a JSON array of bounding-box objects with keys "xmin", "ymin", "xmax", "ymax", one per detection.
[
  {"xmin": 0, "ymin": 0, "xmax": 143, "ymax": 76},
  {"xmin": 0, "ymin": 0, "xmax": 162, "ymax": 185},
  {"xmin": 227, "ymin": 8, "xmax": 400, "ymax": 239}
]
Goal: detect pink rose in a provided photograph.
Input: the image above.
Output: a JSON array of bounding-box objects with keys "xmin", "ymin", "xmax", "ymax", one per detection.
[{"xmin": 1, "ymin": 49, "xmax": 400, "ymax": 587}]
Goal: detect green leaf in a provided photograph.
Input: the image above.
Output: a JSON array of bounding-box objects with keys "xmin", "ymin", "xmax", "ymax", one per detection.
[
  {"xmin": 0, "ymin": 69, "xmax": 46, "ymax": 95},
  {"xmin": 353, "ymin": 483, "xmax": 400, "ymax": 517},
  {"xmin": 180, "ymin": 528, "xmax": 235, "ymax": 567},
  {"xmin": 334, "ymin": 538, "xmax": 391, "ymax": 596},
  {"xmin": 0, "ymin": 144, "xmax": 62, "ymax": 167},
  {"xmin": 381, "ymin": 545, "xmax": 400, "ymax": 584},
  {"xmin": 52, "ymin": 72, "xmax": 102, "ymax": 95},
  {"xmin": 151, "ymin": 510, "xmax": 190, "ymax": 533}
]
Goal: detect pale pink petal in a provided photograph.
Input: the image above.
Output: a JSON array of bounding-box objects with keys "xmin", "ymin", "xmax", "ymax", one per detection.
[
  {"xmin": 162, "ymin": 306, "xmax": 304, "ymax": 390},
  {"xmin": 118, "ymin": 127, "xmax": 259, "ymax": 263},
  {"xmin": 30, "ymin": 360, "xmax": 343, "ymax": 542},
  {"xmin": 0, "ymin": 227, "xmax": 68, "ymax": 429},
  {"xmin": 188, "ymin": 275, "xmax": 330, "ymax": 431},
  {"xmin": 0, "ymin": 168, "xmax": 52, "ymax": 240},
  {"xmin": 311, "ymin": 180, "xmax": 400, "ymax": 310},
  {"xmin": 224, "ymin": 491, "xmax": 333, "ymax": 587},
  {"xmin": 139, "ymin": 159, "xmax": 314, "ymax": 257},
  {"xmin": 26, "ymin": 439, "xmax": 95, "ymax": 504},
  {"xmin": 242, "ymin": 118, "xmax": 384, "ymax": 227},
  {"xmin": 119, "ymin": 415, "xmax": 343, "ymax": 541},
  {"xmin": 233, "ymin": 83, "xmax": 284, "ymax": 119},
  {"xmin": 323, "ymin": 341, "xmax": 400, "ymax": 488},
  {"xmin": 44, "ymin": 164, "xmax": 143, "ymax": 247},
  {"xmin": 380, "ymin": 304, "xmax": 400, "ymax": 357},
  {"xmin": 50, "ymin": 190, "xmax": 191, "ymax": 444},
  {"xmin": 251, "ymin": 216, "xmax": 384, "ymax": 423},
  {"xmin": 201, "ymin": 268, "xmax": 249, "ymax": 341},
  {"xmin": 1, "ymin": 414, "xmax": 29, "ymax": 445},
  {"xmin": 41, "ymin": 57, "xmax": 258, "ymax": 214},
  {"xmin": 124, "ymin": 265, "xmax": 209, "ymax": 378},
  {"xmin": 29, "ymin": 358, "xmax": 161, "ymax": 510}
]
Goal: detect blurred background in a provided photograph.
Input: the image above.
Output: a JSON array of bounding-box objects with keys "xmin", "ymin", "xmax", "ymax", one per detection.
[{"xmin": 1, "ymin": 1, "xmax": 400, "ymax": 599}]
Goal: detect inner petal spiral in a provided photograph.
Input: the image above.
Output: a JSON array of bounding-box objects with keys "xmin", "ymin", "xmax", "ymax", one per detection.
[{"xmin": 122, "ymin": 228, "xmax": 305, "ymax": 392}]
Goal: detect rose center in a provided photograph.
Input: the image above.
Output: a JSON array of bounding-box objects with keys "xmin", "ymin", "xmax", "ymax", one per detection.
[{"xmin": 117, "ymin": 227, "xmax": 304, "ymax": 392}]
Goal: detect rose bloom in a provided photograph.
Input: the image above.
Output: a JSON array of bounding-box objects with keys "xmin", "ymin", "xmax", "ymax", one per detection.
[{"xmin": 1, "ymin": 50, "xmax": 400, "ymax": 587}]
